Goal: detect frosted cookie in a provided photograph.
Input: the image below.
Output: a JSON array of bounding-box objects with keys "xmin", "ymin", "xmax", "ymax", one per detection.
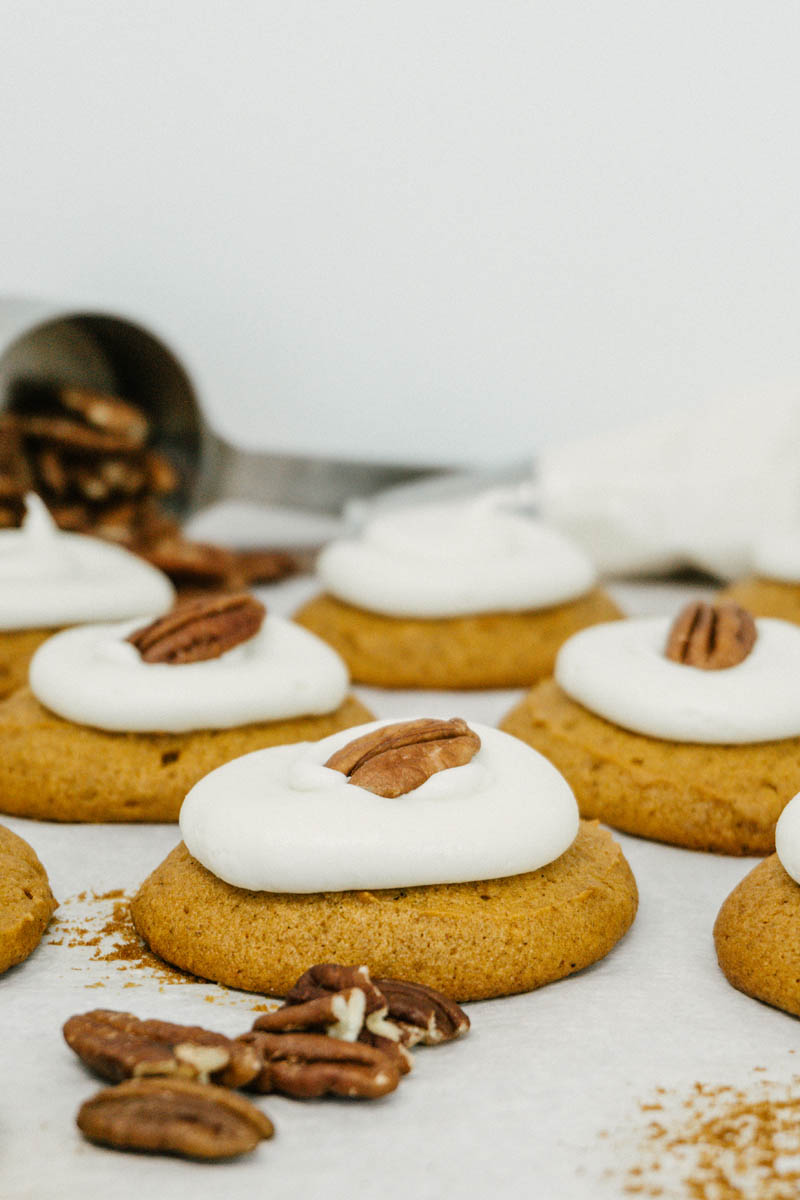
[
  {"xmin": 501, "ymin": 602, "xmax": 800, "ymax": 855},
  {"xmin": 721, "ymin": 530, "xmax": 800, "ymax": 625},
  {"xmin": 0, "ymin": 592, "xmax": 373, "ymax": 822},
  {"xmin": 0, "ymin": 824, "xmax": 57, "ymax": 973},
  {"xmin": 294, "ymin": 495, "xmax": 621, "ymax": 689},
  {"xmin": 132, "ymin": 717, "xmax": 638, "ymax": 1000},
  {"xmin": 0, "ymin": 493, "xmax": 174, "ymax": 698},
  {"xmin": 715, "ymin": 793, "xmax": 800, "ymax": 1015}
]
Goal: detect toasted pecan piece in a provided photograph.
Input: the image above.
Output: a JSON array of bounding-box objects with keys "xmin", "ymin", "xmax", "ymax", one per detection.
[
  {"xmin": 665, "ymin": 602, "xmax": 757, "ymax": 670},
  {"xmin": 76, "ymin": 1077, "xmax": 273, "ymax": 1159},
  {"xmin": 127, "ymin": 592, "xmax": 265, "ymax": 664},
  {"xmin": 325, "ymin": 717, "xmax": 481, "ymax": 797}
]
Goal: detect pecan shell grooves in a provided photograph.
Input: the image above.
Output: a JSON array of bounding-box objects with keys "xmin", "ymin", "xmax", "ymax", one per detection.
[
  {"xmin": 76, "ymin": 1077, "xmax": 273, "ymax": 1159},
  {"xmin": 664, "ymin": 602, "xmax": 757, "ymax": 670},
  {"xmin": 375, "ymin": 978, "xmax": 471, "ymax": 1046},
  {"xmin": 325, "ymin": 717, "xmax": 481, "ymax": 798},
  {"xmin": 127, "ymin": 591, "xmax": 266, "ymax": 664},
  {"xmin": 63, "ymin": 1009, "xmax": 261, "ymax": 1088}
]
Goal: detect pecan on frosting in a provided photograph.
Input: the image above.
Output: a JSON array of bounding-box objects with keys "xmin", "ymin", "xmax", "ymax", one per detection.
[
  {"xmin": 664, "ymin": 601, "xmax": 757, "ymax": 670},
  {"xmin": 324, "ymin": 717, "xmax": 481, "ymax": 798},
  {"xmin": 128, "ymin": 592, "xmax": 266, "ymax": 664}
]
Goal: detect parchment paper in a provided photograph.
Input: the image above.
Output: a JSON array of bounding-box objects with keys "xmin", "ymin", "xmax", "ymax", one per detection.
[{"xmin": 2, "ymin": 553, "xmax": 792, "ymax": 1200}]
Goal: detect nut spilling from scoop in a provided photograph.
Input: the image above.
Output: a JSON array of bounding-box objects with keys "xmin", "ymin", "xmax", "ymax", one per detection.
[
  {"xmin": 664, "ymin": 601, "xmax": 757, "ymax": 670},
  {"xmin": 324, "ymin": 717, "xmax": 481, "ymax": 797},
  {"xmin": 127, "ymin": 591, "xmax": 265, "ymax": 664}
]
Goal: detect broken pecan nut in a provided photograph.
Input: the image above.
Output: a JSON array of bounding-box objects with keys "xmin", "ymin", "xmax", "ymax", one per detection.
[
  {"xmin": 325, "ymin": 718, "xmax": 481, "ymax": 798},
  {"xmin": 238, "ymin": 1031, "xmax": 400, "ymax": 1100},
  {"xmin": 60, "ymin": 385, "xmax": 150, "ymax": 447},
  {"xmin": 252, "ymin": 989, "xmax": 367, "ymax": 1042},
  {"xmin": 357, "ymin": 1029, "xmax": 414, "ymax": 1075},
  {"xmin": 127, "ymin": 592, "xmax": 266, "ymax": 664},
  {"xmin": 281, "ymin": 963, "xmax": 399, "ymax": 1041},
  {"xmin": 76, "ymin": 1077, "xmax": 273, "ymax": 1159},
  {"xmin": 664, "ymin": 602, "xmax": 757, "ymax": 670},
  {"xmin": 373, "ymin": 979, "xmax": 470, "ymax": 1046},
  {"xmin": 63, "ymin": 1009, "xmax": 261, "ymax": 1088}
]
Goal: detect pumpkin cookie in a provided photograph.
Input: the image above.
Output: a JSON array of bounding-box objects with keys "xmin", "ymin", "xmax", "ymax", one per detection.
[
  {"xmin": 295, "ymin": 497, "xmax": 621, "ymax": 688},
  {"xmin": 501, "ymin": 603, "xmax": 800, "ymax": 855},
  {"xmin": 0, "ymin": 824, "xmax": 57, "ymax": 973},
  {"xmin": 132, "ymin": 719, "xmax": 638, "ymax": 1000},
  {"xmin": 0, "ymin": 493, "xmax": 173, "ymax": 698},
  {"xmin": 715, "ymin": 793, "xmax": 800, "ymax": 1015},
  {"xmin": 0, "ymin": 593, "xmax": 372, "ymax": 822}
]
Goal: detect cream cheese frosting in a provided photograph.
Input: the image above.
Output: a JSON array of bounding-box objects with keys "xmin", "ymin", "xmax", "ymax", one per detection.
[
  {"xmin": 0, "ymin": 493, "xmax": 174, "ymax": 630},
  {"xmin": 752, "ymin": 530, "xmax": 800, "ymax": 583},
  {"xmin": 316, "ymin": 496, "xmax": 597, "ymax": 618},
  {"xmin": 555, "ymin": 617, "xmax": 800, "ymax": 744},
  {"xmin": 776, "ymin": 794, "xmax": 800, "ymax": 884},
  {"xmin": 179, "ymin": 719, "xmax": 580, "ymax": 892},
  {"xmin": 29, "ymin": 613, "xmax": 350, "ymax": 733}
]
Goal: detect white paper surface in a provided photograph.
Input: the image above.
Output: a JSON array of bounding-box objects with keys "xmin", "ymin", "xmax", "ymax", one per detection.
[{"xmin": 2, "ymin": 572, "xmax": 795, "ymax": 1200}]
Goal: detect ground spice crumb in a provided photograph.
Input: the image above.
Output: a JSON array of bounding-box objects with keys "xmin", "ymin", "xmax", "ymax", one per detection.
[
  {"xmin": 45, "ymin": 890, "xmax": 198, "ymax": 986},
  {"xmin": 617, "ymin": 1074, "xmax": 800, "ymax": 1199}
]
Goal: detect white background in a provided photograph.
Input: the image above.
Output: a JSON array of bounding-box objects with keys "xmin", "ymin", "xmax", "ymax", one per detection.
[{"xmin": 1, "ymin": 2, "xmax": 799, "ymax": 463}]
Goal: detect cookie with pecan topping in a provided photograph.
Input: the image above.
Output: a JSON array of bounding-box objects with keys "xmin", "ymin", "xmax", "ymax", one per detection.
[
  {"xmin": 501, "ymin": 605, "xmax": 800, "ymax": 854},
  {"xmin": 132, "ymin": 821, "xmax": 636, "ymax": 1001}
]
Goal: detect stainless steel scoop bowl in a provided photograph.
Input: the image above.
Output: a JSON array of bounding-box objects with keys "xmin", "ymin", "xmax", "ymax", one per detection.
[{"xmin": 0, "ymin": 298, "xmax": 435, "ymax": 515}]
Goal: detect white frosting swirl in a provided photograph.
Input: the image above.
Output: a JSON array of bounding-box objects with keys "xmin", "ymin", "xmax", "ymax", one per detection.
[
  {"xmin": 752, "ymin": 530, "xmax": 800, "ymax": 583},
  {"xmin": 180, "ymin": 719, "xmax": 580, "ymax": 892},
  {"xmin": 555, "ymin": 617, "xmax": 800, "ymax": 744},
  {"xmin": 0, "ymin": 494, "xmax": 174, "ymax": 630},
  {"xmin": 29, "ymin": 614, "xmax": 350, "ymax": 733},
  {"xmin": 776, "ymin": 794, "xmax": 800, "ymax": 884},
  {"xmin": 317, "ymin": 496, "xmax": 596, "ymax": 617}
]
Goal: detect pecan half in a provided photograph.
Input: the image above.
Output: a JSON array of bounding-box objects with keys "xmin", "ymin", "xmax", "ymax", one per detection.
[
  {"xmin": 325, "ymin": 718, "xmax": 481, "ymax": 798},
  {"xmin": 239, "ymin": 1031, "xmax": 399, "ymax": 1099},
  {"xmin": 63, "ymin": 1009, "xmax": 261, "ymax": 1088},
  {"xmin": 127, "ymin": 592, "xmax": 265, "ymax": 664},
  {"xmin": 76, "ymin": 1078, "xmax": 273, "ymax": 1159},
  {"xmin": 60, "ymin": 385, "xmax": 150, "ymax": 447},
  {"xmin": 374, "ymin": 979, "xmax": 470, "ymax": 1046},
  {"xmin": 664, "ymin": 602, "xmax": 757, "ymax": 670}
]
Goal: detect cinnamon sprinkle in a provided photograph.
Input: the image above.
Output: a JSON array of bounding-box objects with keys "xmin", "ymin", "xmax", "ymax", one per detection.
[
  {"xmin": 614, "ymin": 1073, "xmax": 800, "ymax": 1198},
  {"xmin": 45, "ymin": 889, "xmax": 199, "ymax": 987}
]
